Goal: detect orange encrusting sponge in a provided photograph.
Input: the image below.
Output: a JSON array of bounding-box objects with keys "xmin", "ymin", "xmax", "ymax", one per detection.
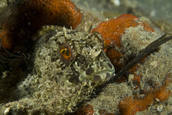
[
  {"xmin": 92, "ymin": 14, "xmax": 154, "ymax": 48},
  {"xmin": 0, "ymin": 0, "xmax": 82, "ymax": 51},
  {"xmin": 0, "ymin": 29, "xmax": 12, "ymax": 49},
  {"xmin": 76, "ymin": 104, "xmax": 94, "ymax": 115},
  {"xmin": 25, "ymin": 0, "xmax": 82, "ymax": 29},
  {"xmin": 119, "ymin": 77, "xmax": 171, "ymax": 115}
]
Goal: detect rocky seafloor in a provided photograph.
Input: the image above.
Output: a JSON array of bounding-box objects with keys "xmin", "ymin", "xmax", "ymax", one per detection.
[{"xmin": 0, "ymin": 0, "xmax": 172, "ymax": 115}]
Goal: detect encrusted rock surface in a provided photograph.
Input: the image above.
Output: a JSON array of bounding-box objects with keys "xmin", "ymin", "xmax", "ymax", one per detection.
[{"xmin": 87, "ymin": 24, "xmax": 172, "ymax": 115}]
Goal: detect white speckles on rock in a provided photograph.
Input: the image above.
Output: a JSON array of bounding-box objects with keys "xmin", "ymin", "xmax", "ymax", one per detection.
[
  {"xmin": 3, "ymin": 107, "xmax": 10, "ymax": 115},
  {"xmin": 111, "ymin": 0, "xmax": 120, "ymax": 6},
  {"xmin": 88, "ymin": 83, "xmax": 132, "ymax": 113},
  {"xmin": 121, "ymin": 25, "xmax": 160, "ymax": 54},
  {"xmin": 156, "ymin": 104, "xmax": 164, "ymax": 112}
]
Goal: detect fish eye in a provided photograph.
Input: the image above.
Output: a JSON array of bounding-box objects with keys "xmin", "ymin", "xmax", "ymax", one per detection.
[{"xmin": 59, "ymin": 44, "xmax": 72, "ymax": 61}]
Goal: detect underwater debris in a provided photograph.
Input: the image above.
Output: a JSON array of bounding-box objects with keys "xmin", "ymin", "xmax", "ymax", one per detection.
[{"xmin": 0, "ymin": 0, "xmax": 82, "ymax": 51}]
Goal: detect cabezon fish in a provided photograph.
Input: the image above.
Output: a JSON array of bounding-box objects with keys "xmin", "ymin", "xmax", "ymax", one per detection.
[{"xmin": 0, "ymin": 26, "xmax": 115, "ymax": 114}]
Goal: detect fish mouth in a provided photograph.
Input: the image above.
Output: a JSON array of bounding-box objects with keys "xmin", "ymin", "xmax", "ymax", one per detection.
[
  {"xmin": 93, "ymin": 67, "xmax": 115, "ymax": 84},
  {"xmin": 71, "ymin": 51, "xmax": 115, "ymax": 85},
  {"xmin": 90, "ymin": 56, "xmax": 115, "ymax": 85},
  {"xmin": 77, "ymin": 61, "xmax": 115, "ymax": 86}
]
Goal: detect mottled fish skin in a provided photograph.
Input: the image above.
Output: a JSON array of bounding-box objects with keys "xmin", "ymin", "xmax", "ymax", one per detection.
[
  {"xmin": 34, "ymin": 27, "xmax": 115, "ymax": 85},
  {"xmin": 0, "ymin": 26, "xmax": 115, "ymax": 114}
]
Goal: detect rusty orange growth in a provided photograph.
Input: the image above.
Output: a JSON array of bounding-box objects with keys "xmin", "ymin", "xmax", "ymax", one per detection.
[
  {"xmin": 75, "ymin": 104, "xmax": 116, "ymax": 115},
  {"xmin": 0, "ymin": 0, "xmax": 82, "ymax": 51},
  {"xmin": 154, "ymin": 77, "xmax": 171, "ymax": 101},
  {"xmin": 0, "ymin": 29, "xmax": 12, "ymax": 49},
  {"xmin": 76, "ymin": 104, "xmax": 94, "ymax": 115},
  {"xmin": 25, "ymin": 0, "xmax": 82, "ymax": 29},
  {"xmin": 119, "ymin": 77, "xmax": 171, "ymax": 115},
  {"xmin": 92, "ymin": 14, "xmax": 153, "ymax": 48},
  {"xmin": 106, "ymin": 48, "xmax": 123, "ymax": 68}
]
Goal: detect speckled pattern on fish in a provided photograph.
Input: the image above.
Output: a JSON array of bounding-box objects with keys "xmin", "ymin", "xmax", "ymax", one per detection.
[{"xmin": 0, "ymin": 26, "xmax": 115, "ymax": 114}]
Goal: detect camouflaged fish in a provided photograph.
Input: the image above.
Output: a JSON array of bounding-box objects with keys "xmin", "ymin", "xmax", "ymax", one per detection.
[{"xmin": 0, "ymin": 26, "xmax": 115, "ymax": 114}]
